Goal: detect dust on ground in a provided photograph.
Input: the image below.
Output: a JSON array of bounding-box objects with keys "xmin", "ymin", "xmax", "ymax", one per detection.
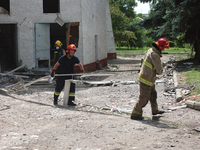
[{"xmin": 0, "ymin": 54, "xmax": 200, "ymax": 150}]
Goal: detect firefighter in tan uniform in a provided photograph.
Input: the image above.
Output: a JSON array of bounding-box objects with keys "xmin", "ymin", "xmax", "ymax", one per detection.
[{"xmin": 131, "ymin": 38, "xmax": 170, "ymax": 120}]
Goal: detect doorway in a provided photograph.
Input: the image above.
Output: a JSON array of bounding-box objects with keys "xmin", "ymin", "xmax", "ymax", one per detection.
[
  {"xmin": 35, "ymin": 22, "xmax": 79, "ymax": 68},
  {"xmin": 0, "ymin": 24, "xmax": 18, "ymax": 72}
]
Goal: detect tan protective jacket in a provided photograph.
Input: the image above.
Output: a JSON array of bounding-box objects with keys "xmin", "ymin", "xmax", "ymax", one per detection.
[{"xmin": 139, "ymin": 46, "xmax": 163, "ymax": 86}]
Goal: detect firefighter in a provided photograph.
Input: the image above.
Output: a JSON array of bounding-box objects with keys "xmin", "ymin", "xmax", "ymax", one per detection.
[
  {"xmin": 51, "ymin": 44, "xmax": 85, "ymax": 106},
  {"xmin": 131, "ymin": 38, "xmax": 170, "ymax": 120},
  {"xmin": 52, "ymin": 40, "xmax": 66, "ymax": 65}
]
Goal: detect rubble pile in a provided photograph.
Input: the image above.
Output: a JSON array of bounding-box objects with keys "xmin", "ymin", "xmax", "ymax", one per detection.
[{"xmin": 0, "ymin": 74, "xmax": 24, "ymax": 92}]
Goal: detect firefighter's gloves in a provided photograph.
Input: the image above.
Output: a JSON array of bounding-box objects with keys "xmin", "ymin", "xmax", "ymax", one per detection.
[
  {"xmin": 51, "ymin": 69, "xmax": 56, "ymax": 77},
  {"xmin": 81, "ymin": 70, "xmax": 85, "ymax": 73}
]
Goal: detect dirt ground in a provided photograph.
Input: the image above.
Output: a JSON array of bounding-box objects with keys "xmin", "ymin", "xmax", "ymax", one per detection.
[{"xmin": 1, "ymin": 54, "xmax": 200, "ymax": 150}]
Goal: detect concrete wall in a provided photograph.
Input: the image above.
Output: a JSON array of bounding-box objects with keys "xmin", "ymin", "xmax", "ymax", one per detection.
[
  {"xmin": 82, "ymin": 0, "xmax": 107, "ymax": 65},
  {"xmin": 106, "ymin": 0, "xmax": 116, "ymax": 59},
  {"xmin": 0, "ymin": 0, "xmax": 116, "ymax": 70}
]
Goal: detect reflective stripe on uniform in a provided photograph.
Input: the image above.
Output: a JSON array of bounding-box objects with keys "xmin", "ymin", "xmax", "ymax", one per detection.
[
  {"xmin": 54, "ymin": 91, "xmax": 60, "ymax": 96},
  {"xmin": 69, "ymin": 93, "xmax": 75, "ymax": 97},
  {"xmin": 54, "ymin": 51, "xmax": 58, "ymax": 54},
  {"xmin": 139, "ymin": 76, "xmax": 154, "ymax": 86},
  {"xmin": 132, "ymin": 110, "xmax": 142, "ymax": 116},
  {"xmin": 143, "ymin": 60, "xmax": 155, "ymax": 70}
]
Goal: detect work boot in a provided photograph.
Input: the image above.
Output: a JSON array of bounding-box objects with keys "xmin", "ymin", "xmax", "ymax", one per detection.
[
  {"xmin": 152, "ymin": 110, "xmax": 165, "ymax": 115},
  {"xmin": 54, "ymin": 93, "xmax": 59, "ymax": 105},
  {"xmin": 54, "ymin": 99, "xmax": 58, "ymax": 105},
  {"xmin": 130, "ymin": 115, "xmax": 144, "ymax": 120},
  {"xmin": 68, "ymin": 101, "xmax": 77, "ymax": 106}
]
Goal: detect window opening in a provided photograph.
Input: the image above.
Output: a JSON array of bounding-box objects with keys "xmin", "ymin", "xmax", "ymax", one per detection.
[
  {"xmin": 38, "ymin": 60, "xmax": 49, "ymax": 68},
  {"xmin": 0, "ymin": 0, "xmax": 10, "ymax": 14},
  {"xmin": 43, "ymin": 0, "xmax": 59, "ymax": 13}
]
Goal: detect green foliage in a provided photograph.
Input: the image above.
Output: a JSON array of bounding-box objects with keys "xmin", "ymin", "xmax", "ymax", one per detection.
[
  {"xmin": 184, "ymin": 68, "xmax": 200, "ymax": 85},
  {"xmin": 144, "ymin": 36, "xmax": 154, "ymax": 47},
  {"xmin": 116, "ymin": 46, "xmax": 191, "ymax": 53},
  {"xmin": 109, "ymin": 0, "xmax": 137, "ymax": 47},
  {"xmin": 169, "ymin": 41, "xmax": 175, "ymax": 47},
  {"xmin": 109, "ymin": 0, "xmax": 137, "ymax": 18},
  {"xmin": 137, "ymin": 0, "xmax": 200, "ymax": 61},
  {"xmin": 184, "ymin": 68, "xmax": 200, "ymax": 95}
]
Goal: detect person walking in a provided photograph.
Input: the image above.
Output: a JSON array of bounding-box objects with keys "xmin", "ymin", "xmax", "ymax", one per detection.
[
  {"xmin": 131, "ymin": 38, "xmax": 170, "ymax": 120},
  {"xmin": 51, "ymin": 44, "xmax": 85, "ymax": 106}
]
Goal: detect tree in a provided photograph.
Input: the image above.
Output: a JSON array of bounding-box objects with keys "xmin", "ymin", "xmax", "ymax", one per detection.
[
  {"xmin": 138, "ymin": 0, "xmax": 200, "ymax": 61},
  {"xmin": 109, "ymin": 0, "xmax": 137, "ymax": 47},
  {"xmin": 109, "ymin": 0, "xmax": 137, "ymax": 18},
  {"xmin": 128, "ymin": 14, "xmax": 149, "ymax": 48}
]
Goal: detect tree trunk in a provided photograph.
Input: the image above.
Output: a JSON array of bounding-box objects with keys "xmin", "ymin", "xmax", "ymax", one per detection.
[{"xmin": 194, "ymin": 39, "xmax": 200, "ymax": 62}]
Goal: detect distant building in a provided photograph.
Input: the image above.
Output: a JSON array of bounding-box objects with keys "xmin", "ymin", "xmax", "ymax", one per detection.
[{"xmin": 0, "ymin": 0, "xmax": 116, "ymax": 72}]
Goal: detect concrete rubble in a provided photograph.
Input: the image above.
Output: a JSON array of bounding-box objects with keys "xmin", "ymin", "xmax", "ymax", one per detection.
[
  {"xmin": 1, "ymin": 55, "xmax": 200, "ymax": 111},
  {"xmin": 1, "ymin": 54, "xmax": 200, "ymax": 149},
  {"xmin": 162, "ymin": 57, "xmax": 200, "ymax": 111}
]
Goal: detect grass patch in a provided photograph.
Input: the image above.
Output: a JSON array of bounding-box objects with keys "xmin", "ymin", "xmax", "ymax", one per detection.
[
  {"xmin": 164, "ymin": 47, "xmax": 191, "ymax": 53},
  {"xmin": 183, "ymin": 68, "xmax": 200, "ymax": 97},
  {"xmin": 116, "ymin": 47, "xmax": 191, "ymax": 54},
  {"xmin": 116, "ymin": 47, "xmax": 148, "ymax": 53}
]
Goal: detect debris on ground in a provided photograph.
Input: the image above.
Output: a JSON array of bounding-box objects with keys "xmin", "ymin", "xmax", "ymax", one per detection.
[{"xmin": 1, "ymin": 54, "xmax": 200, "ymax": 149}]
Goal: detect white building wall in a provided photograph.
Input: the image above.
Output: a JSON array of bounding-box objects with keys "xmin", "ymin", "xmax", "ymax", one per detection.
[
  {"xmin": 106, "ymin": 0, "xmax": 116, "ymax": 54},
  {"xmin": 82, "ymin": 0, "xmax": 107, "ymax": 65},
  {"xmin": 94, "ymin": 0, "xmax": 107, "ymax": 60},
  {"xmin": 0, "ymin": 0, "xmax": 115, "ymax": 69}
]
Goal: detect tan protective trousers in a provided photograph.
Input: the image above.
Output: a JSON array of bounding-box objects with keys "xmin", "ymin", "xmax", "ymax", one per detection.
[{"xmin": 132, "ymin": 82, "xmax": 159, "ymax": 116}]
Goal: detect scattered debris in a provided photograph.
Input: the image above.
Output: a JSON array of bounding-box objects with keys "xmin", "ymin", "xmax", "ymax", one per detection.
[
  {"xmin": 105, "ymin": 104, "xmax": 132, "ymax": 114},
  {"xmin": 106, "ymin": 103, "xmax": 121, "ymax": 113},
  {"xmin": 0, "ymin": 105, "xmax": 10, "ymax": 111},
  {"xmin": 185, "ymin": 100, "xmax": 200, "ymax": 110},
  {"xmin": 0, "ymin": 65, "xmax": 26, "ymax": 76},
  {"xmin": 176, "ymin": 89, "xmax": 183, "ymax": 102},
  {"xmin": 167, "ymin": 105, "xmax": 187, "ymax": 111},
  {"xmin": 163, "ymin": 94, "xmax": 200, "ymax": 108},
  {"xmin": 163, "ymin": 92, "xmax": 175, "ymax": 96},
  {"xmin": 182, "ymin": 90, "xmax": 190, "ymax": 96},
  {"xmin": 194, "ymin": 127, "xmax": 200, "ymax": 132}
]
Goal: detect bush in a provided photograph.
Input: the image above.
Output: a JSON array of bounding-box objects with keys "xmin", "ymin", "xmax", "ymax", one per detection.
[
  {"xmin": 169, "ymin": 41, "xmax": 175, "ymax": 47},
  {"xmin": 144, "ymin": 37, "xmax": 154, "ymax": 47}
]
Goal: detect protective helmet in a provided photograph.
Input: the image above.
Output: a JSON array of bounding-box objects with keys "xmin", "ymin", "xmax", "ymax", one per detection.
[
  {"xmin": 66, "ymin": 44, "xmax": 77, "ymax": 53},
  {"xmin": 55, "ymin": 40, "xmax": 63, "ymax": 47},
  {"xmin": 156, "ymin": 38, "xmax": 169, "ymax": 50}
]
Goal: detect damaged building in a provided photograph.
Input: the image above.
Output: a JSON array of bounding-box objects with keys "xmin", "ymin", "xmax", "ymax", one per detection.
[{"xmin": 0, "ymin": 0, "xmax": 116, "ymax": 73}]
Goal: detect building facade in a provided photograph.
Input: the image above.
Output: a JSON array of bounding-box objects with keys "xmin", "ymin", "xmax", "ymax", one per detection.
[{"xmin": 0, "ymin": 0, "xmax": 116, "ymax": 72}]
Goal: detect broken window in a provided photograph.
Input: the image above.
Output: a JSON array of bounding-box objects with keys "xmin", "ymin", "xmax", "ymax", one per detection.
[
  {"xmin": 0, "ymin": 0, "xmax": 10, "ymax": 14},
  {"xmin": 43, "ymin": 0, "xmax": 60, "ymax": 13},
  {"xmin": 67, "ymin": 23, "xmax": 79, "ymax": 48}
]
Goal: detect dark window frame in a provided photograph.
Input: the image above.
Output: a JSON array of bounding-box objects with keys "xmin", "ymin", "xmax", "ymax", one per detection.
[
  {"xmin": 43, "ymin": 0, "xmax": 60, "ymax": 13},
  {"xmin": 0, "ymin": 0, "xmax": 10, "ymax": 14},
  {"xmin": 67, "ymin": 22, "xmax": 80, "ymax": 48}
]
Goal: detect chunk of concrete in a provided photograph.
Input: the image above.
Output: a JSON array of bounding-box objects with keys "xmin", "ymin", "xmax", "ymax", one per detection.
[
  {"xmin": 173, "ymin": 71, "xmax": 178, "ymax": 87},
  {"xmin": 185, "ymin": 100, "xmax": 195, "ymax": 109},
  {"xmin": 194, "ymin": 102, "xmax": 200, "ymax": 110},
  {"xmin": 176, "ymin": 89, "xmax": 182, "ymax": 102}
]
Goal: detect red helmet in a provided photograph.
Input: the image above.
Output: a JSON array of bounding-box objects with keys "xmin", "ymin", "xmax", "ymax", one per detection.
[
  {"xmin": 156, "ymin": 38, "xmax": 169, "ymax": 50},
  {"xmin": 66, "ymin": 44, "xmax": 77, "ymax": 53}
]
